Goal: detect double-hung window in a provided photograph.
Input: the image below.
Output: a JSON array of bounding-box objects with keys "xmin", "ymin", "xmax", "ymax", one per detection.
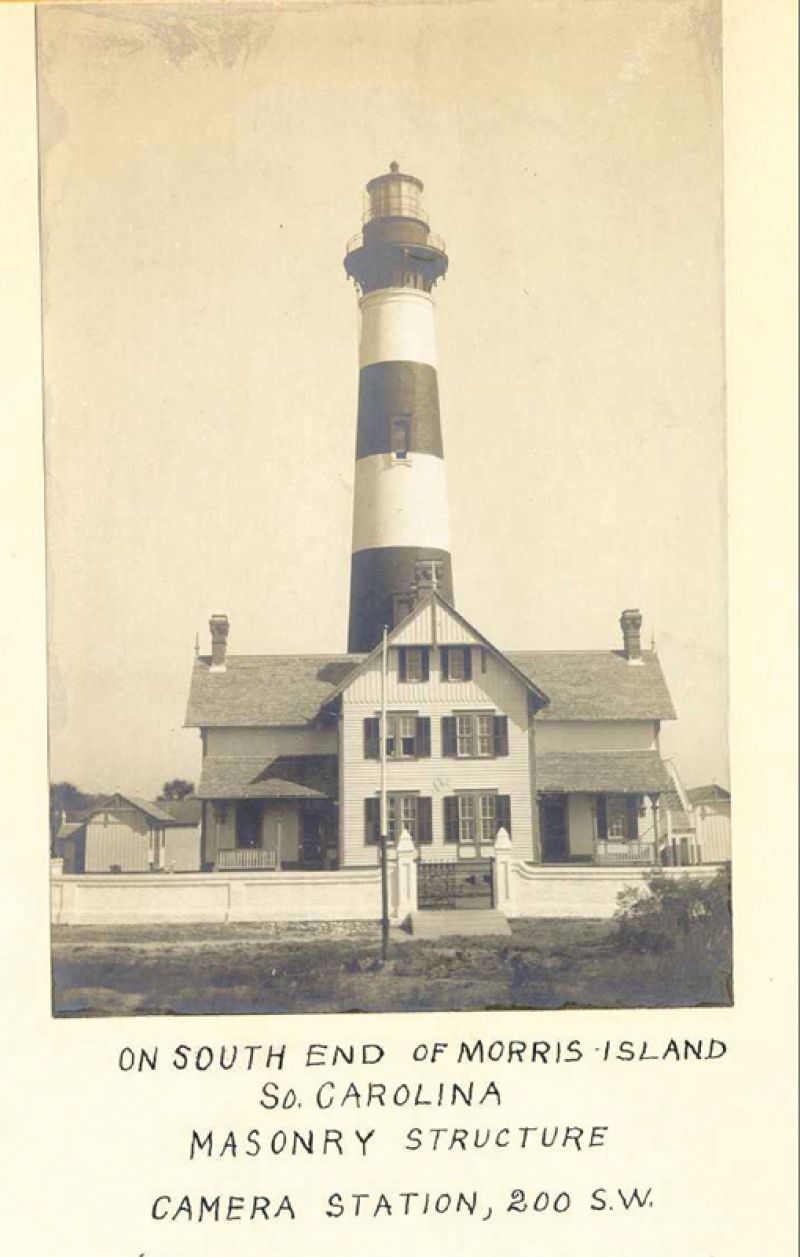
[
  {"xmin": 444, "ymin": 712, "xmax": 508, "ymax": 758},
  {"xmin": 364, "ymin": 794, "xmax": 433, "ymax": 845},
  {"xmin": 398, "ymin": 646, "xmax": 429, "ymax": 683},
  {"xmin": 457, "ymin": 794, "xmax": 476, "ymax": 843},
  {"xmin": 388, "ymin": 794, "xmax": 417, "ymax": 842},
  {"xmin": 386, "ymin": 714, "xmax": 417, "ymax": 759},
  {"xmin": 476, "ymin": 713, "xmax": 495, "ymax": 757},
  {"xmin": 441, "ymin": 645, "xmax": 472, "ymax": 681},
  {"xmin": 363, "ymin": 713, "xmax": 431, "ymax": 759},
  {"xmin": 478, "ymin": 794, "xmax": 497, "ymax": 843},
  {"xmin": 595, "ymin": 794, "xmax": 640, "ymax": 841},
  {"xmin": 444, "ymin": 793, "xmax": 511, "ymax": 844},
  {"xmin": 456, "ymin": 713, "xmax": 475, "ymax": 757}
]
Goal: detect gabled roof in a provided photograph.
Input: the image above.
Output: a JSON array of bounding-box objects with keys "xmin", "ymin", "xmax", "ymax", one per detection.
[
  {"xmin": 509, "ymin": 650, "xmax": 676, "ymax": 721},
  {"xmin": 687, "ymin": 783, "xmax": 731, "ymax": 804},
  {"xmin": 197, "ymin": 755, "xmax": 338, "ymax": 800},
  {"xmin": 322, "ymin": 591, "xmax": 551, "ymax": 709},
  {"xmin": 79, "ymin": 793, "xmax": 179, "ymax": 826},
  {"xmin": 183, "ymin": 600, "xmax": 675, "ymax": 728},
  {"xmin": 157, "ymin": 797, "xmax": 202, "ymax": 825},
  {"xmin": 185, "ymin": 654, "xmax": 360, "ymax": 728},
  {"xmin": 536, "ymin": 751, "xmax": 672, "ymax": 794},
  {"xmin": 56, "ymin": 820, "xmax": 86, "ymax": 840}
]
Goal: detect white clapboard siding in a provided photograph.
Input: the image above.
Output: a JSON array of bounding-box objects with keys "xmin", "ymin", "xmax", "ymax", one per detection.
[
  {"xmin": 698, "ymin": 812, "xmax": 731, "ymax": 863},
  {"xmin": 392, "ymin": 600, "xmax": 483, "ymax": 647},
  {"xmin": 341, "ymin": 648, "xmax": 535, "ymax": 867},
  {"xmin": 346, "ymin": 643, "xmax": 527, "ymax": 711},
  {"xmin": 84, "ymin": 821, "xmax": 150, "ymax": 872}
]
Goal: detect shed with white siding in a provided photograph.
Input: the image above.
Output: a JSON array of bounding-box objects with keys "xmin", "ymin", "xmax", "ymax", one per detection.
[{"xmin": 82, "ymin": 794, "xmax": 179, "ymax": 874}]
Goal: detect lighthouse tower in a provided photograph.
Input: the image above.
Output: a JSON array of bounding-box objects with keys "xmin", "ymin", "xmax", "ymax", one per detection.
[{"xmin": 344, "ymin": 163, "xmax": 453, "ymax": 653}]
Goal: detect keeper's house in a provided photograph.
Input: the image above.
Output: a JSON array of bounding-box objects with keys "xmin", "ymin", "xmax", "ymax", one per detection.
[
  {"xmin": 185, "ymin": 595, "xmax": 676, "ymax": 873},
  {"xmin": 183, "ymin": 164, "xmax": 678, "ymax": 879}
]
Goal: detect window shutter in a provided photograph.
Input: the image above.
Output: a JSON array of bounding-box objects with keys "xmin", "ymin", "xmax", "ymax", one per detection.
[
  {"xmin": 493, "ymin": 715, "xmax": 509, "ymax": 756},
  {"xmin": 441, "ymin": 716, "xmax": 457, "ymax": 757},
  {"xmin": 463, "ymin": 647, "xmax": 473, "ymax": 681},
  {"xmin": 363, "ymin": 717, "xmax": 380, "ymax": 759},
  {"xmin": 596, "ymin": 795, "xmax": 608, "ymax": 840},
  {"xmin": 416, "ymin": 716, "xmax": 431, "ymax": 758},
  {"xmin": 443, "ymin": 797, "xmax": 459, "ymax": 844},
  {"xmin": 398, "ymin": 647, "xmax": 407, "ymax": 682},
  {"xmin": 417, "ymin": 797, "xmax": 433, "ymax": 844},
  {"xmin": 625, "ymin": 796, "xmax": 640, "ymax": 841},
  {"xmin": 421, "ymin": 648, "xmax": 430, "ymax": 681},
  {"xmin": 364, "ymin": 797, "xmax": 380, "ymax": 845},
  {"xmin": 440, "ymin": 647, "xmax": 450, "ymax": 681},
  {"xmin": 496, "ymin": 794, "xmax": 512, "ymax": 836}
]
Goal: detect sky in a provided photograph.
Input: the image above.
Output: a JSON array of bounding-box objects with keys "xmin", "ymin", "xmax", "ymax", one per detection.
[{"xmin": 40, "ymin": 0, "xmax": 727, "ymax": 798}]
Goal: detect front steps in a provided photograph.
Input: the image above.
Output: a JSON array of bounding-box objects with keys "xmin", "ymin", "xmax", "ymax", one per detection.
[{"xmin": 409, "ymin": 909, "xmax": 512, "ymax": 939}]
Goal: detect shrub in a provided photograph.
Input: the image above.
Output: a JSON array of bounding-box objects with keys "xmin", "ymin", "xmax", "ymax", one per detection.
[{"xmin": 614, "ymin": 867, "xmax": 732, "ymax": 955}]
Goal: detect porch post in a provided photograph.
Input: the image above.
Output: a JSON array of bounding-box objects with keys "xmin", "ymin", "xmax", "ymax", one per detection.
[
  {"xmin": 649, "ymin": 792, "xmax": 661, "ymax": 867},
  {"xmin": 493, "ymin": 827, "xmax": 513, "ymax": 915},
  {"xmin": 394, "ymin": 828, "xmax": 417, "ymax": 921}
]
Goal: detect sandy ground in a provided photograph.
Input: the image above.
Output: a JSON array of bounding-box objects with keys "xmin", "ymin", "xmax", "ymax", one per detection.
[{"xmin": 51, "ymin": 918, "xmax": 732, "ymax": 1018}]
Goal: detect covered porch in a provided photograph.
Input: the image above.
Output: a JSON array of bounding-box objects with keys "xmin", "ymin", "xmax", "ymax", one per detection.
[
  {"xmin": 535, "ymin": 750, "xmax": 683, "ymax": 867},
  {"xmin": 196, "ymin": 755, "xmax": 339, "ymax": 871}
]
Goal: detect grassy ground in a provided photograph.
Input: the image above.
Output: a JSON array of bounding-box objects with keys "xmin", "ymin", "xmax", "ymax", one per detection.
[{"xmin": 51, "ymin": 917, "xmax": 732, "ymax": 1017}]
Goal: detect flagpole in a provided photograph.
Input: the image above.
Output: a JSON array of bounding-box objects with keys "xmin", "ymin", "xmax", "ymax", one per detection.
[{"xmin": 379, "ymin": 624, "xmax": 390, "ymax": 963}]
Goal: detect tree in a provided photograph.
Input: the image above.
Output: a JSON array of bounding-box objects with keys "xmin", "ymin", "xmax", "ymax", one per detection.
[
  {"xmin": 50, "ymin": 781, "xmax": 92, "ymax": 817},
  {"xmin": 160, "ymin": 778, "xmax": 195, "ymax": 801},
  {"xmin": 49, "ymin": 782, "xmax": 92, "ymax": 853}
]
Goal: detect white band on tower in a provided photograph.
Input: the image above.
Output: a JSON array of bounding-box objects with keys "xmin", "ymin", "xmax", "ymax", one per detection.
[
  {"xmin": 351, "ymin": 453, "xmax": 450, "ymax": 553},
  {"xmin": 359, "ymin": 289, "xmax": 437, "ymax": 369}
]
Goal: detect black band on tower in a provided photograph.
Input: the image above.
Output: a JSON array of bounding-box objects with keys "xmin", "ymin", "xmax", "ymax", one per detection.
[
  {"xmin": 348, "ymin": 546, "xmax": 454, "ymax": 654},
  {"xmin": 355, "ymin": 361, "xmax": 444, "ymax": 460}
]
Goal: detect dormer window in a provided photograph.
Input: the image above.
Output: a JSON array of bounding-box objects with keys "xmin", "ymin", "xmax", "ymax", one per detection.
[
  {"xmin": 390, "ymin": 416, "xmax": 411, "ymax": 460},
  {"xmin": 441, "ymin": 645, "xmax": 472, "ymax": 682},
  {"xmin": 398, "ymin": 646, "xmax": 429, "ymax": 683}
]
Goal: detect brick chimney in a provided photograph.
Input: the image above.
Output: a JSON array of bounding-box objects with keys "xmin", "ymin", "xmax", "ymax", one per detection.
[
  {"xmin": 209, "ymin": 614, "xmax": 229, "ymax": 670},
  {"xmin": 620, "ymin": 608, "xmax": 643, "ymax": 663}
]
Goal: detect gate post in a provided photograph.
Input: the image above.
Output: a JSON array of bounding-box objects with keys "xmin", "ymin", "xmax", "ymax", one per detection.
[
  {"xmin": 394, "ymin": 829, "xmax": 418, "ymax": 921},
  {"xmin": 493, "ymin": 827, "xmax": 513, "ymax": 915}
]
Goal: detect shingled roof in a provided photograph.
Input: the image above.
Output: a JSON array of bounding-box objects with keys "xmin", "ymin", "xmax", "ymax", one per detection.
[
  {"xmin": 185, "ymin": 654, "xmax": 360, "ymax": 728},
  {"xmin": 508, "ymin": 651, "xmax": 676, "ymax": 721},
  {"xmin": 185, "ymin": 648, "xmax": 675, "ymax": 727},
  {"xmin": 197, "ymin": 755, "xmax": 338, "ymax": 800},
  {"xmin": 535, "ymin": 751, "xmax": 673, "ymax": 793},
  {"xmin": 157, "ymin": 797, "xmax": 202, "ymax": 825},
  {"xmin": 687, "ymin": 783, "xmax": 731, "ymax": 805}
]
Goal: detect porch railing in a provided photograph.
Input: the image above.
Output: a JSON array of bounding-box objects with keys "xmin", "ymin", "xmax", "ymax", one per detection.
[
  {"xmin": 595, "ymin": 840, "xmax": 657, "ymax": 866},
  {"xmin": 216, "ymin": 848, "xmax": 278, "ymax": 872}
]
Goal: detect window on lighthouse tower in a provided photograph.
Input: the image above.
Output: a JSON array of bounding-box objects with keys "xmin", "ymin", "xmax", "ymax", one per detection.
[{"xmin": 390, "ymin": 416, "xmax": 411, "ymax": 460}]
